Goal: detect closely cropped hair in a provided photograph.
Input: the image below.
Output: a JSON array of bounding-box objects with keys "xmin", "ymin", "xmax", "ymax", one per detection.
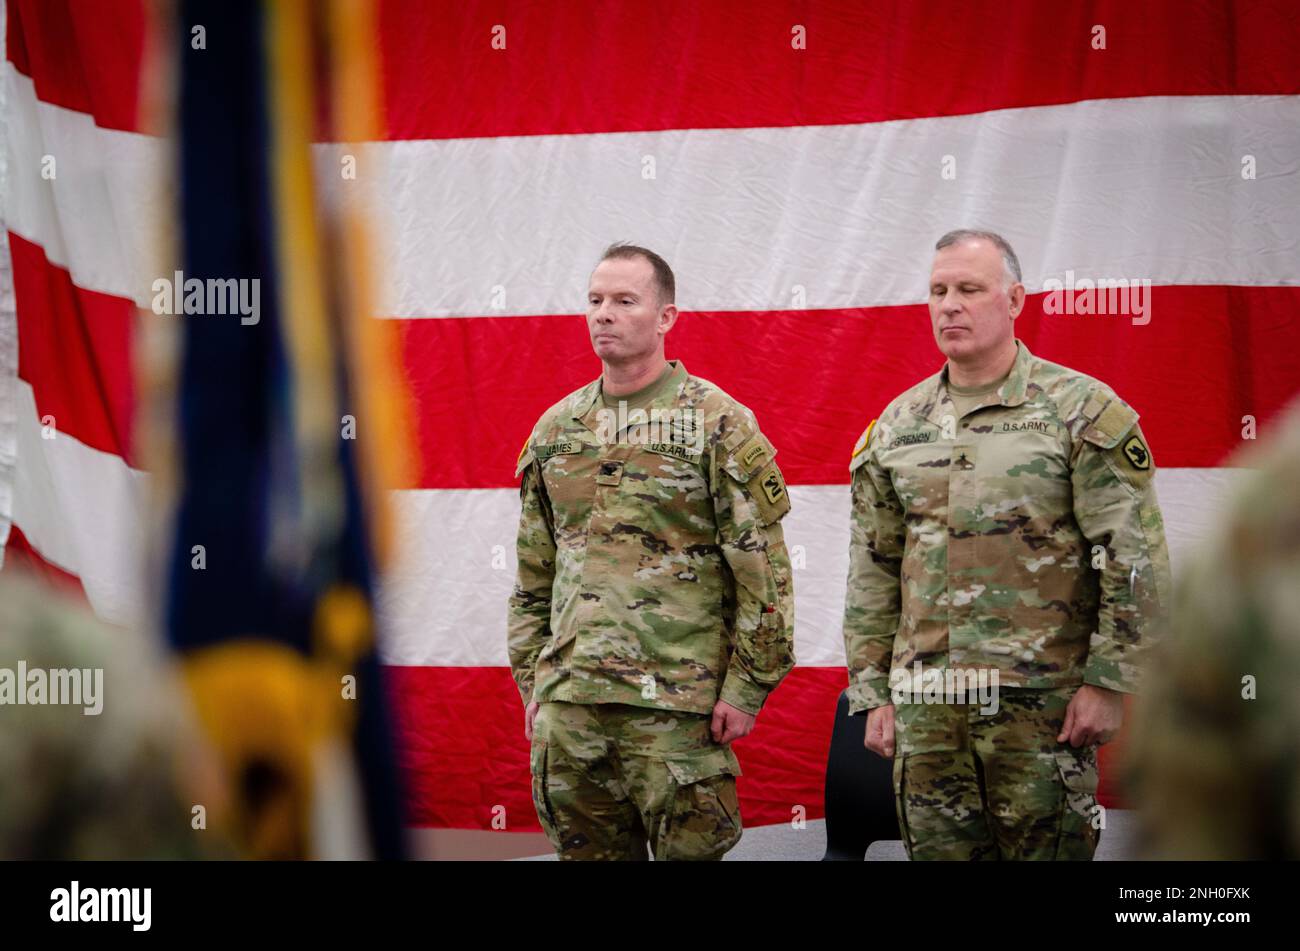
[
  {"xmin": 599, "ymin": 243, "xmax": 676, "ymax": 305},
  {"xmin": 935, "ymin": 229, "xmax": 1022, "ymax": 286}
]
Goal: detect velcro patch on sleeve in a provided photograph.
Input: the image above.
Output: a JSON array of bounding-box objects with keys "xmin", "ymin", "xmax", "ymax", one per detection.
[{"xmin": 1082, "ymin": 398, "xmax": 1138, "ymax": 449}]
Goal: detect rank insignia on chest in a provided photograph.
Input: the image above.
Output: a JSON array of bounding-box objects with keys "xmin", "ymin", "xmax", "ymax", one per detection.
[
  {"xmin": 596, "ymin": 459, "xmax": 625, "ymax": 486},
  {"xmin": 668, "ymin": 415, "xmax": 697, "ymax": 444}
]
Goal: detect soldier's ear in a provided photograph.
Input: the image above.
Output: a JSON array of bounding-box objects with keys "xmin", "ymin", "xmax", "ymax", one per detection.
[
  {"xmin": 659, "ymin": 303, "xmax": 679, "ymax": 336},
  {"xmin": 1008, "ymin": 282, "xmax": 1026, "ymax": 319}
]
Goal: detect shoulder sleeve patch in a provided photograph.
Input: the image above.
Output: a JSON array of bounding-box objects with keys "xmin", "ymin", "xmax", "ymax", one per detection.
[
  {"xmin": 717, "ymin": 425, "xmax": 790, "ymax": 525},
  {"xmin": 514, "ymin": 433, "xmax": 536, "ymax": 479},
  {"xmin": 849, "ymin": 419, "xmax": 876, "ymax": 474},
  {"xmin": 750, "ymin": 463, "xmax": 791, "ymax": 525},
  {"xmin": 1082, "ymin": 398, "xmax": 1138, "ymax": 449},
  {"xmin": 1120, "ymin": 433, "xmax": 1153, "ymax": 472},
  {"xmin": 1097, "ymin": 425, "xmax": 1156, "ymax": 490}
]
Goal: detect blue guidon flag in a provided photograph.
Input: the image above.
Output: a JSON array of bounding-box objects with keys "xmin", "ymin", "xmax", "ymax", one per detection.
[{"xmin": 164, "ymin": 0, "xmax": 407, "ymax": 860}]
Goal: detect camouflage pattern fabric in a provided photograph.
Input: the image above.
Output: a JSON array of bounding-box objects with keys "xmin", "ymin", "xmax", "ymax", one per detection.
[
  {"xmin": 0, "ymin": 574, "xmax": 220, "ymax": 859},
  {"xmin": 843, "ymin": 341, "xmax": 1171, "ymax": 713},
  {"xmin": 509, "ymin": 359, "xmax": 796, "ymax": 717},
  {"xmin": 1128, "ymin": 398, "xmax": 1300, "ymax": 859},
  {"xmin": 530, "ymin": 700, "xmax": 743, "ymax": 861},
  {"xmin": 893, "ymin": 686, "xmax": 1101, "ymax": 860}
]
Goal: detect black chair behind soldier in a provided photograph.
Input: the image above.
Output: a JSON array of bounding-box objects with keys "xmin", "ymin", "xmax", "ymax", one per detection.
[{"xmin": 822, "ymin": 689, "xmax": 898, "ymax": 860}]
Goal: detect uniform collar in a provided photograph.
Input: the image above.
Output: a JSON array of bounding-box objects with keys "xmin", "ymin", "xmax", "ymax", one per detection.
[
  {"xmin": 915, "ymin": 340, "xmax": 1035, "ymax": 425},
  {"xmin": 573, "ymin": 359, "xmax": 688, "ymax": 435}
]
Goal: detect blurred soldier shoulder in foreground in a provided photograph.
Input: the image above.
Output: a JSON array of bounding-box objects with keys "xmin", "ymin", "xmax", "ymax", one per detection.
[
  {"xmin": 0, "ymin": 571, "xmax": 228, "ymax": 859},
  {"xmin": 1129, "ymin": 398, "xmax": 1300, "ymax": 859}
]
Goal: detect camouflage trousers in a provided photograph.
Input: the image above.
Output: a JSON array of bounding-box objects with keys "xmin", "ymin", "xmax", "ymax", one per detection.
[
  {"xmin": 892, "ymin": 686, "xmax": 1101, "ymax": 861},
  {"xmin": 530, "ymin": 701, "xmax": 743, "ymax": 861}
]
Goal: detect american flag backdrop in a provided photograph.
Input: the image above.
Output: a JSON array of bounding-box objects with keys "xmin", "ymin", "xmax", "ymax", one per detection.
[{"xmin": 2, "ymin": 0, "xmax": 1299, "ymax": 838}]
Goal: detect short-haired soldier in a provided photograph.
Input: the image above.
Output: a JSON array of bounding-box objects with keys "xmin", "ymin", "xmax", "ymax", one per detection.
[
  {"xmin": 509, "ymin": 244, "xmax": 796, "ymax": 860},
  {"xmin": 843, "ymin": 230, "xmax": 1171, "ymax": 860}
]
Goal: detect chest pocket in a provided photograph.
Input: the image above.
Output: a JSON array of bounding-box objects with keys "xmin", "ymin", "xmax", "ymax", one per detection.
[
  {"xmin": 536, "ymin": 437, "xmax": 596, "ymax": 520},
  {"xmin": 617, "ymin": 442, "xmax": 711, "ymax": 529},
  {"xmin": 965, "ymin": 417, "xmax": 1071, "ymax": 532},
  {"xmin": 879, "ymin": 427, "xmax": 947, "ymax": 520}
]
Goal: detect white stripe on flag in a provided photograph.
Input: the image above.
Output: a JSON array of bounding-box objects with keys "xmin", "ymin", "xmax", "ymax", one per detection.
[
  {"xmin": 7, "ymin": 64, "xmax": 1298, "ymax": 316},
  {"xmin": 10, "ymin": 380, "xmax": 148, "ymax": 625},
  {"xmin": 376, "ymin": 472, "xmax": 1250, "ymax": 667},
  {"xmin": 2, "ymin": 64, "xmax": 167, "ymax": 307},
  {"xmin": 345, "ymin": 96, "xmax": 1300, "ymax": 317}
]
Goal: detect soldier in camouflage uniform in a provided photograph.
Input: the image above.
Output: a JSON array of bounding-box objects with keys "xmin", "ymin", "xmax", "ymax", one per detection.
[
  {"xmin": 843, "ymin": 230, "xmax": 1171, "ymax": 860},
  {"xmin": 1128, "ymin": 397, "xmax": 1300, "ymax": 860},
  {"xmin": 509, "ymin": 244, "xmax": 795, "ymax": 860},
  {"xmin": 0, "ymin": 571, "xmax": 221, "ymax": 859}
]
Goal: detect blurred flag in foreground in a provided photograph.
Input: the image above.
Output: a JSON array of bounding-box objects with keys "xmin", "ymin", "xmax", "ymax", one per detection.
[{"xmin": 157, "ymin": 0, "xmax": 411, "ymax": 860}]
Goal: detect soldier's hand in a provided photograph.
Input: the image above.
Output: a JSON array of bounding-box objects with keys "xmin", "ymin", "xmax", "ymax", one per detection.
[
  {"xmin": 710, "ymin": 700, "xmax": 756, "ymax": 745},
  {"xmin": 524, "ymin": 701, "xmax": 540, "ymax": 741},
  {"xmin": 1058, "ymin": 684, "xmax": 1123, "ymax": 747},
  {"xmin": 864, "ymin": 704, "xmax": 896, "ymax": 758}
]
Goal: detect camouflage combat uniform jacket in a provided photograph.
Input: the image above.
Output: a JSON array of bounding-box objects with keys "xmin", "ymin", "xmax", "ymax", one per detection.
[
  {"xmin": 843, "ymin": 341, "xmax": 1171, "ymax": 713},
  {"xmin": 509, "ymin": 360, "xmax": 795, "ymax": 717}
]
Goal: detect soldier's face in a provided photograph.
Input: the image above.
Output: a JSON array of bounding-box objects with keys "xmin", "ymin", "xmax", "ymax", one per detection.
[
  {"xmin": 586, "ymin": 257, "xmax": 674, "ymax": 364},
  {"xmin": 928, "ymin": 240, "xmax": 1023, "ymax": 363}
]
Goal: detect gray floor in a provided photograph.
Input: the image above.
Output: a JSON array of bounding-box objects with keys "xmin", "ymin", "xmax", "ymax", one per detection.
[{"xmin": 514, "ymin": 810, "xmax": 1138, "ymax": 861}]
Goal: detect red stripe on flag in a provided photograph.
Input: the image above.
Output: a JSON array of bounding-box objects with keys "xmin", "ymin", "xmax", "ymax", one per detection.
[
  {"xmin": 398, "ymin": 286, "xmax": 1300, "ymax": 489},
  {"xmin": 4, "ymin": 0, "xmax": 147, "ymax": 133},
  {"xmin": 377, "ymin": 0, "xmax": 1300, "ymax": 140},
  {"xmin": 9, "ymin": 1, "xmax": 1299, "ymax": 142},
  {"xmin": 9, "ymin": 232, "xmax": 138, "ymax": 465},
  {"xmin": 1, "ymin": 525, "xmax": 92, "ymax": 608},
  {"xmin": 17, "ymin": 241, "xmax": 1298, "ymax": 490}
]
